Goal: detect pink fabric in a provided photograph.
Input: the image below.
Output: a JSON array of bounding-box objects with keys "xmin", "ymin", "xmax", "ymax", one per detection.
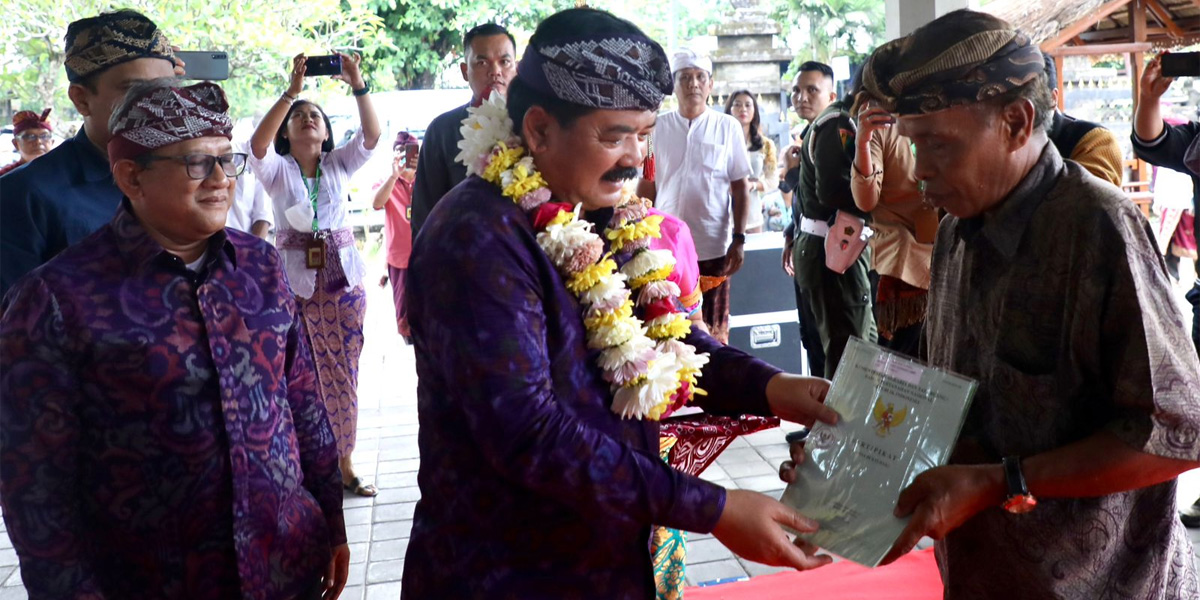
[
  {"xmin": 648, "ymin": 208, "xmax": 702, "ymax": 314},
  {"xmin": 380, "ymin": 175, "xmax": 414, "ymax": 268},
  {"xmin": 685, "ymin": 547, "xmax": 942, "ymax": 599}
]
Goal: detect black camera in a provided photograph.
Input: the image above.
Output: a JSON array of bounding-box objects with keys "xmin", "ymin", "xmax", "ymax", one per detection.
[{"xmin": 304, "ymin": 54, "xmax": 342, "ymax": 77}]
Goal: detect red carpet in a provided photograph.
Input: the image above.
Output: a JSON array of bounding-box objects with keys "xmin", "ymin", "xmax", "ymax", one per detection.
[{"xmin": 684, "ymin": 548, "xmax": 942, "ymax": 600}]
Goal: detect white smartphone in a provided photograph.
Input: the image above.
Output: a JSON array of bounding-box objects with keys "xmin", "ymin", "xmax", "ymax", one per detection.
[{"xmin": 175, "ymin": 51, "xmax": 230, "ymax": 81}]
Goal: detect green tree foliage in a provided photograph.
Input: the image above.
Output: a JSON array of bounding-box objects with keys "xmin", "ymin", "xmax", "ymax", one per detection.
[
  {"xmin": 777, "ymin": 0, "xmax": 884, "ymax": 75},
  {"xmin": 365, "ymin": 0, "xmax": 569, "ymax": 90},
  {"xmin": 366, "ymin": 0, "xmax": 732, "ymax": 91},
  {"xmin": 0, "ymin": 0, "xmax": 388, "ymax": 120}
]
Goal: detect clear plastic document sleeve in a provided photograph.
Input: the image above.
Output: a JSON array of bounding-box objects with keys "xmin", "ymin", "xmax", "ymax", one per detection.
[{"xmin": 780, "ymin": 337, "xmax": 977, "ymax": 567}]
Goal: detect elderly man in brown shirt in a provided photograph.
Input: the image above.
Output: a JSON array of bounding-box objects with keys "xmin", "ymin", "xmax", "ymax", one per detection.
[{"xmin": 860, "ymin": 10, "xmax": 1200, "ymax": 599}]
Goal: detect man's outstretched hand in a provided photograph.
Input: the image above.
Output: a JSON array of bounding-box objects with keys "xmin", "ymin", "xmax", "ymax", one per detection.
[
  {"xmin": 712, "ymin": 489, "xmax": 833, "ymax": 571},
  {"xmin": 765, "ymin": 373, "xmax": 838, "ymax": 428}
]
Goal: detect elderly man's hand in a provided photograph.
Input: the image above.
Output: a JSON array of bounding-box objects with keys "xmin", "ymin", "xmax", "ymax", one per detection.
[
  {"xmin": 322, "ymin": 543, "xmax": 351, "ymax": 599},
  {"xmin": 765, "ymin": 373, "xmax": 837, "ymax": 428},
  {"xmin": 880, "ymin": 464, "xmax": 1005, "ymax": 566},
  {"xmin": 724, "ymin": 240, "xmax": 745, "ymax": 276},
  {"xmin": 778, "ymin": 436, "xmax": 809, "ymax": 485},
  {"xmin": 712, "ymin": 489, "xmax": 833, "ymax": 571}
]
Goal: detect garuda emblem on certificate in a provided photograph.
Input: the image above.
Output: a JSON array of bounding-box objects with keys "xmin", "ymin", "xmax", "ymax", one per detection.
[{"xmin": 872, "ymin": 399, "xmax": 908, "ymax": 437}]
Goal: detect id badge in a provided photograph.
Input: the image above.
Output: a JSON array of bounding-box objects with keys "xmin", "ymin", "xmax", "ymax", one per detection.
[{"xmin": 305, "ymin": 238, "xmax": 326, "ymax": 269}]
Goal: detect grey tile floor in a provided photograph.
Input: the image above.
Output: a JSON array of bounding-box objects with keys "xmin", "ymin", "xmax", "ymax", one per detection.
[{"xmin": 2, "ymin": 258, "xmax": 1199, "ymax": 599}]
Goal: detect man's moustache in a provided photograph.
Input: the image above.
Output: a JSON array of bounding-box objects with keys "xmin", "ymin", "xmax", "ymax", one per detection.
[{"xmin": 602, "ymin": 167, "xmax": 639, "ymax": 182}]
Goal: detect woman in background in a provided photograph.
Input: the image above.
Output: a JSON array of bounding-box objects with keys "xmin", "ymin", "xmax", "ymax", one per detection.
[
  {"xmin": 725, "ymin": 91, "xmax": 777, "ymax": 233},
  {"xmin": 250, "ymin": 52, "xmax": 381, "ymax": 496}
]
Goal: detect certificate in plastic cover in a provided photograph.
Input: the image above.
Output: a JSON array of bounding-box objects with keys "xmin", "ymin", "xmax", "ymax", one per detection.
[{"xmin": 780, "ymin": 337, "xmax": 977, "ymax": 567}]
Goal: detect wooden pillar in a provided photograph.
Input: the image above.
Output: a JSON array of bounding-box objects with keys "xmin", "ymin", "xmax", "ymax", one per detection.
[
  {"xmin": 1129, "ymin": 0, "xmax": 1149, "ymax": 185},
  {"xmin": 1129, "ymin": 0, "xmax": 1147, "ymax": 102},
  {"xmin": 1054, "ymin": 55, "xmax": 1066, "ymax": 110}
]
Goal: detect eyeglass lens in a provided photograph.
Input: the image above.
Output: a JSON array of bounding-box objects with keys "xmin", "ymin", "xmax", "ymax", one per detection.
[{"xmin": 184, "ymin": 154, "xmax": 247, "ymax": 179}]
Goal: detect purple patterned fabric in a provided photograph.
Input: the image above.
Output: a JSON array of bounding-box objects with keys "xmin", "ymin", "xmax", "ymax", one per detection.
[
  {"xmin": 0, "ymin": 201, "xmax": 346, "ymax": 599},
  {"xmin": 401, "ymin": 176, "xmax": 783, "ymax": 598},
  {"xmin": 107, "ymin": 81, "xmax": 233, "ymax": 163}
]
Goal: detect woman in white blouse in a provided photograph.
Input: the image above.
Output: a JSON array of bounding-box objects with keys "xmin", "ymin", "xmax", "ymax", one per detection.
[
  {"xmin": 725, "ymin": 90, "xmax": 778, "ymax": 233},
  {"xmin": 249, "ymin": 52, "xmax": 381, "ymax": 496}
]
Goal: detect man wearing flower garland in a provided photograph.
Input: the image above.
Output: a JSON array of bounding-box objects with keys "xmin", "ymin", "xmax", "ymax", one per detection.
[{"xmin": 403, "ymin": 8, "xmax": 838, "ymax": 598}]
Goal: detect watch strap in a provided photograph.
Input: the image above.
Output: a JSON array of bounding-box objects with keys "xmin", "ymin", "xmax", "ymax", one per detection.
[{"xmin": 1002, "ymin": 455, "xmax": 1029, "ymax": 498}]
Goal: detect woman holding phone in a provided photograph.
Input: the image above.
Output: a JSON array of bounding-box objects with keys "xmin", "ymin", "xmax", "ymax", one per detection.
[
  {"xmin": 848, "ymin": 91, "xmax": 936, "ymax": 358},
  {"xmin": 250, "ymin": 52, "xmax": 381, "ymax": 497}
]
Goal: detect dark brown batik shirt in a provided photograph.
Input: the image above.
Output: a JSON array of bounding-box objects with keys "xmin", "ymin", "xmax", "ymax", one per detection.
[{"xmin": 925, "ymin": 143, "xmax": 1200, "ymax": 599}]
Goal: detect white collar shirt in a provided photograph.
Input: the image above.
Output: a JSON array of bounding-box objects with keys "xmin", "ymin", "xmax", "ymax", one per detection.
[
  {"xmin": 652, "ymin": 108, "xmax": 752, "ymax": 260},
  {"xmin": 226, "ymin": 140, "xmax": 273, "ymax": 234},
  {"xmin": 249, "ymin": 128, "xmax": 375, "ymax": 298}
]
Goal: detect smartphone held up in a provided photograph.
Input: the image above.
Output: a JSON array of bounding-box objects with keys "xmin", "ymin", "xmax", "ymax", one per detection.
[
  {"xmin": 304, "ymin": 54, "xmax": 342, "ymax": 77},
  {"xmin": 1160, "ymin": 52, "xmax": 1199, "ymax": 78},
  {"xmin": 175, "ymin": 51, "xmax": 229, "ymax": 81}
]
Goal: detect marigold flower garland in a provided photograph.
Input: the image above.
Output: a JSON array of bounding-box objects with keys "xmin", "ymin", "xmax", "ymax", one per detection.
[{"xmin": 456, "ymin": 94, "xmax": 708, "ymax": 421}]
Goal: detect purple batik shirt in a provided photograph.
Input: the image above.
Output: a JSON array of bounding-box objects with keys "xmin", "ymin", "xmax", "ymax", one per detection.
[
  {"xmin": 401, "ymin": 176, "xmax": 783, "ymax": 599},
  {"xmin": 0, "ymin": 201, "xmax": 346, "ymax": 600}
]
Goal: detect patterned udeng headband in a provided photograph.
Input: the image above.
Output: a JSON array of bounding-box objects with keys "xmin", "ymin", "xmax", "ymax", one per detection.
[
  {"xmin": 64, "ymin": 11, "xmax": 175, "ymax": 83},
  {"xmin": 863, "ymin": 29, "xmax": 1044, "ymax": 116},
  {"xmin": 516, "ymin": 33, "xmax": 674, "ymax": 111},
  {"xmin": 108, "ymin": 82, "xmax": 233, "ymax": 164}
]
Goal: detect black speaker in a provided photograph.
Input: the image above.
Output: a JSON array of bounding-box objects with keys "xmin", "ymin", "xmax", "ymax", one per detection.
[{"xmin": 727, "ymin": 233, "xmax": 811, "ymax": 375}]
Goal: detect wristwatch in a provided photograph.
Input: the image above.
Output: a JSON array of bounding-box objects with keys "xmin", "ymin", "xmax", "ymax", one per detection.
[{"xmin": 1001, "ymin": 456, "xmax": 1037, "ymax": 514}]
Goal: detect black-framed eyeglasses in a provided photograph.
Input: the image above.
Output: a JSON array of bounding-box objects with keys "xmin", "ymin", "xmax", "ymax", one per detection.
[
  {"xmin": 16, "ymin": 133, "xmax": 52, "ymax": 142},
  {"xmin": 140, "ymin": 152, "xmax": 248, "ymax": 180}
]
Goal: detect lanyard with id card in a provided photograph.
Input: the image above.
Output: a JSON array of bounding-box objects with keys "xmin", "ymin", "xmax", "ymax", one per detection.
[{"xmin": 303, "ymin": 167, "xmax": 326, "ymax": 269}]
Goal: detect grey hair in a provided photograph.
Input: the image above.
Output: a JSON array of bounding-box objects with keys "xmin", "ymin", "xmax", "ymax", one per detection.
[
  {"xmin": 108, "ymin": 76, "xmax": 184, "ymax": 135},
  {"xmin": 984, "ymin": 72, "xmax": 1055, "ymax": 134}
]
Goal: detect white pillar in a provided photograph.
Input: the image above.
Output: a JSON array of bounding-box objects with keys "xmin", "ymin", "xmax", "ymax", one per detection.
[{"xmin": 886, "ymin": 0, "xmax": 979, "ymax": 41}]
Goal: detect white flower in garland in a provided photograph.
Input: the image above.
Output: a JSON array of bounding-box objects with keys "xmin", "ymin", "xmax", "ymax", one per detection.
[
  {"xmin": 579, "ymin": 272, "xmax": 630, "ymax": 309},
  {"xmin": 538, "ymin": 218, "xmax": 597, "ymax": 268},
  {"xmin": 620, "ymin": 249, "xmax": 675, "ymax": 284},
  {"xmin": 636, "ymin": 279, "xmax": 681, "ymax": 306},
  {"xmin": 612, "ymin": 352, "xmax": 684, "ymax": 420},
  {"xmin": 586, "ymin": 315, "xmax": 642, "ymax": 350},
  {"xmin": 598, "ymin": 336, "xmax": 657, "ymax": 386},
  {"xmin": 455, "ymin": 94, "xmax": 516, "ymax": 177}
]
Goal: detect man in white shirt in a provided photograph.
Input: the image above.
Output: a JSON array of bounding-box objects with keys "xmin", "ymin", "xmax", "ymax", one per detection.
[
  {"xmin": 226, "ymin": 137, "xmax": 272, "ymax": 239},
  {"xmin": 639, "ymin": 49, "xmax": 752, "ymax": 343}
]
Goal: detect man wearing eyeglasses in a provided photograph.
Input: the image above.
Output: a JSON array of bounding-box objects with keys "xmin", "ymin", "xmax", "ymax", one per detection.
[
  {"xmin": 1, "ymin": 109, "xmax": 54, "ymax": 177},
  {"xmin": 0, "ymin": 79, "xmax": 349, "ymax": 600},
  {"xmin": 0, "ymin": 10, "xmax": 180, "ymax": 298}
]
